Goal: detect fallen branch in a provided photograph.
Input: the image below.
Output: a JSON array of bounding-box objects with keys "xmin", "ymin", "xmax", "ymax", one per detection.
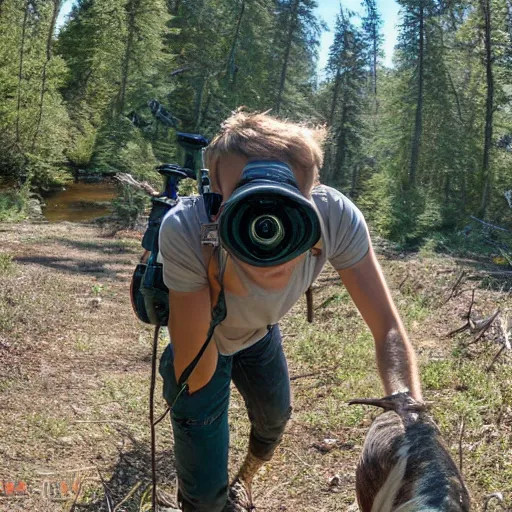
[
  {"xmin": 487, "ymin": 346, "xmax": 507, "ymax": 372},
  {"xmin": 444, "ymin": 270, "xmax": 467, "ymax": 304},
  {"xmin": 398, "ymin": 273, "xmax": 409, "ymax": 291},
  {"xmin": 114, "ymin": 173, "xmax": 159, "ymax": 197},
  {"xmin": 447, "ymin": 290, "xmax": 476, "ymax": 337},
  {"xmin": 487, "ymin": 315, "xmax": 511, "ymax": 372},
  {"xmin": 36, "ymin": 466, "xmax": 97, "ymax": 475},
  {"xmin": 470, "ymin": 216, "xmax": 510, "ymax": 233},
  {"xmin": 96, "ymin": 467, "xmax": 114, "ymax": 512},
  {"xmin": 458, "ymin": 417, "xmax": 465, "ymax": 474},
  {"xmin": 112, "ymin": 481, "xmax": 143, "ymax": 512},
  {"xmin": 280, "ymin": 447, "xmax": 313, "ymax": 467},
  {"xmin": 468, "ymin": 271, "xmax": 512, "ymax": 278},
  {"xmin": 466, "ymin": 309, "xmax": 500, "ymax": 345},
  {"xmin": 67, "ymin": 477, "xmax": 83, "ymax": 512},
  {"xmin": 290, "ymin": 365, "xmax": 339, "ymax": 381},
  {"xmin": 71, "ymin": 420, "xmax": 135, "ymax": 426},
  {"xmin": 483, "ymin": 492, "xmax": 506, "ymax": 511}
]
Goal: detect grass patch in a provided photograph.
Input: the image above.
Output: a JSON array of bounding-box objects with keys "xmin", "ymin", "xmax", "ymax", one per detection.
[
  {"xmin": 0, "ymin": 190, "xmax": 27, "ymax": 222},
  {"xmin": 28, "ymin": 412, "xmax": 69, "ymax": 439},
  {"xmin": 421, "ymin": 360, "xmax": 455, "ymax": 390},
  {"xmin": 0, "ymin": 252, "xmax": 15, "ymax": 274}
]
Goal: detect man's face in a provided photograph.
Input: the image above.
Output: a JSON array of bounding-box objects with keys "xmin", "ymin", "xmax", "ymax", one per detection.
[{"xmin": 214, "ymin": 154, "xmax": 310, "ymax": 288}]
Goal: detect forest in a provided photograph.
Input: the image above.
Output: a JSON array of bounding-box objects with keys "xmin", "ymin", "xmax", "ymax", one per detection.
[
  {"xmin": 0, "ymin": 0, "xmax": 511, "ymax": 246},
  {"xmin": 2, "ymin": 2, "xmax": 512, "ymax": 510}
]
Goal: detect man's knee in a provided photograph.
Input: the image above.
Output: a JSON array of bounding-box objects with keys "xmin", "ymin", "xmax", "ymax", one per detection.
[{"xmin": 250, "ymin": 405, "xmax": 292, "ymax": 460}]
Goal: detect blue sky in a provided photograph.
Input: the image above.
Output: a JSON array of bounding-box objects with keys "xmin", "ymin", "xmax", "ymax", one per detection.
[
  {"xmin": 57, "ymin": 0, "xmax": 401, "ymax": 70},
  {"xmin": 316, "ymin": 0, "xmax": 401, "ymax": 70}
]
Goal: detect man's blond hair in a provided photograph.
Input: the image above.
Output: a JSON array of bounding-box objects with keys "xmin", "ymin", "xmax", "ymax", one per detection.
[{"xmin": 205, "ymin": 109, "xmax": 326, "ymax": 194}]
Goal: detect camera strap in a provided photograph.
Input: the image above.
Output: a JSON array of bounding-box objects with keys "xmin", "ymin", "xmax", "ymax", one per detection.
[{"xmin": 170, "ymin": 246, "xmax": 228, "ymax": 407}]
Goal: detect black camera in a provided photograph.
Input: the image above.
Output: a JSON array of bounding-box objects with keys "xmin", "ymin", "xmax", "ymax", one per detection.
[{"xmin": 216, "ymin": 161, "xmax": 321, "ymax": 267}]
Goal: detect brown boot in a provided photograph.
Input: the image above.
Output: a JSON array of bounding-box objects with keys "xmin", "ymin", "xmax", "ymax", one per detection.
[
  {"xmin": 224, "ymin": 477, "xmax": 254, "ymax": 512},
  {"xmin": 224, "ymin": 451, "xmax": 268, "ymax": 511}
]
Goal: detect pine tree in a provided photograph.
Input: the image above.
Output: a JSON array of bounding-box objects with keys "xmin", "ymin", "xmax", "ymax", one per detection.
[
  {"xmin": 361, "ymin": 0, "xmax": 383, "ymax": 105},
  {"xmin": 271, "ymin": 0, "xmax": 322, "ymax": 118},
  {"xmin": 321, "ymin": 7, "xmax": 368, "ymax": 194},
  {"xmin": 0, "ymin": 0, "xmax": 71, "ymax": 187}
]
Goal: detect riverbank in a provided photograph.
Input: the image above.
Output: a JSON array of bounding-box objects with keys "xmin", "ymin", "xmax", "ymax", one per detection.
[
  {"xmin": 0, "ymin": 220, "xmax": 511, "ymax": 511},
  {"xmin": 0, "ymin": 178, "xmax": 119, "ymax": 224}
]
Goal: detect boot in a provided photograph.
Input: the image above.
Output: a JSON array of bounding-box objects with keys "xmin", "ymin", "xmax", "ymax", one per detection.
[{"xmin": 223, "ymin": 451, "xmax": 268, "ymax": 511}]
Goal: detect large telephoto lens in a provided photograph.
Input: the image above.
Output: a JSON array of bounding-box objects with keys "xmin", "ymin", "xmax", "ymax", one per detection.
[{"xmin": 218, "ymin": 186, "xmax": 321, "ymax": 267}]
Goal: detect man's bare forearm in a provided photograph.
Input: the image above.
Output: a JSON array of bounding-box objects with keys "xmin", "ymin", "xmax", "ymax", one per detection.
[{"xmin": 375, "ymin": 326, "xmax": 423, "ymax": 401}]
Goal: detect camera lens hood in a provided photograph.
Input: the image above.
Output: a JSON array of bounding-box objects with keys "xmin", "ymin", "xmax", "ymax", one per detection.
[{"xmin": 218, "ymin": 181, "xmax": 321, "ymax": 267}]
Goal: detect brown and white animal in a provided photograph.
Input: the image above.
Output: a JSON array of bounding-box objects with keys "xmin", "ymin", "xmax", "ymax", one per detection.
[{"xmin": 349, "ymin": 392, "xmax": 471, "ymax": 512}]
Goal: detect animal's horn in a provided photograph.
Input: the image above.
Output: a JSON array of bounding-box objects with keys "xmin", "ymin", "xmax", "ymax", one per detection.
[
  {"xmin": 349, "ymin": 393, "xmax": 425, "ymax": 414},
  {"xmin": 348, "ymin": 397, "xmax": 399, "ymax": 411}
]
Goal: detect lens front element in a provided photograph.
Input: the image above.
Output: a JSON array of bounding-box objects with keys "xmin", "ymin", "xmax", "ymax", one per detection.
[{"xmin": 250, "ymin": 215, "xmax": 285, "ymax": 247}]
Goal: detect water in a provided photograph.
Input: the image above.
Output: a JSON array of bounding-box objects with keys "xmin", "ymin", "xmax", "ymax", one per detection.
[{"xmin": 42, "ymin": 181, "xmax": 117, "ymax": 223}]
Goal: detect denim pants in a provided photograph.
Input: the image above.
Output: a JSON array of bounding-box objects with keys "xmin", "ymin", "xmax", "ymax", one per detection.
[{"xmin": 158, "ymin": 324, "xmax": 292, "ymax": 512}]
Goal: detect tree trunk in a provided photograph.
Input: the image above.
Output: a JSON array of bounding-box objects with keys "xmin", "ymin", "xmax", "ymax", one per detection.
[
  {"xmin": 275, "ymin": 0, "xmax": 300, "ymax": 115},
  {"xmin": 409, "ymin": 0, "xmax": 424, "ymax": 186},
  {"xmin": 194, "ymin": 76, "xmax": 206, "ymax": 132},
  {"xmin": 351, "ymin": 163, "xmax": 360, "ymax": 197},
  {"xmin": 372, "ymin": 22, "xmax": 377, "ymax": 100},
  {"xmin": 117, "ymin": 0, "xmax": 138, "ymax": 117},
  {"xmin": 168, "ymin": 0, "xmax": 181, "ymax": 15},
  {"xmin": 225, "ymin": 0, "xmax": 245, "ymax": 82},
  {"xmin": 334, "ymin": 83, "xmax": 349, "ymax": 187},
  {"xmin": 328, "ymin": 66, "xmax": 342, "ymax": 126},
  {"xmin": 16, "ymin": 1, "xmax": 30, "ymax": 146},
  {"xmin": 32, "ymin": 0, "xmax": 61, "ymax": 151},
  {"xmin": 201, "ymin": 89, "xmax": 212, "ymax": 129},
  {"xmin": 479, "ymin": 0, "xmax": 494, "ymax": 218}
]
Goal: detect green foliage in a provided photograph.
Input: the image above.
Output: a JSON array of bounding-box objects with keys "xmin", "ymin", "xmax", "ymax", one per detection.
[
  {"xmin": 111, "ymin": 184, "xmax": 149, "ymax": 228},
  {"xmin": 92, "ymin": 118, "xmax": 159, "ymax": 179},
  {"xmin": 0, "ymin": 0, "xmax": 73, "ymax": 188},
  {"xmin": 0, "ymin": 0, "xmax": 509, "ymax": 246},
  {"xmin": 0, "ymin": 190, "xmax": 27, "ymax": 222}
]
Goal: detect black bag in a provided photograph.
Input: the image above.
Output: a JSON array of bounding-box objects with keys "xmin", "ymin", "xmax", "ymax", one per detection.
[{"xmin": 130, "ymin": 198, "xmax": 177, "ymax": 326}]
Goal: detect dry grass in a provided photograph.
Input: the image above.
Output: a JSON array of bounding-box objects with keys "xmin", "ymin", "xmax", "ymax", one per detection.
[{"xmin": 0, "ymin": 221, "xmax": 511, "ymax": 511}]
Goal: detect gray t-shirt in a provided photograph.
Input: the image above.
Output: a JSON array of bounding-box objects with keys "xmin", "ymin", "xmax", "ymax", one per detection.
[{"xmin": 159, "ymin": 185, "xmax": 369, "ymax": 355}]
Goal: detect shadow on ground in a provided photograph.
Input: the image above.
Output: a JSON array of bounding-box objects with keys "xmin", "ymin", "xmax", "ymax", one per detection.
[
  {"xmin": 75, "ymin": 427, "xmax": 178, "ymax": 512},
  {"xmin": 14, "ymin": 255, "xmax": 133, "ymax": 279}
]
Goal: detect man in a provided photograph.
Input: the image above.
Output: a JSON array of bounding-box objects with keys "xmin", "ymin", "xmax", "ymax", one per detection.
[{"xmin": 158, "ymin": 109, "xmax": 422, "ymax": 512}]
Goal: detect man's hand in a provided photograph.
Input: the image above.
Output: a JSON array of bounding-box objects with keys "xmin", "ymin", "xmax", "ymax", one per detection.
[{"xmin": 337, "ymin": 246, "xmax": 423, "ymax": 402}]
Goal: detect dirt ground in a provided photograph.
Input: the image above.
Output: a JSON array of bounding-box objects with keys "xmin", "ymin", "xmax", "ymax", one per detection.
[{"xmin": 0, "ymin": 220, "xmax": 511, "ymax": 511}]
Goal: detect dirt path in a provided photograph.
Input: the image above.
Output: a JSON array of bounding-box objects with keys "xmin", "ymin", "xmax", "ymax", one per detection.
[{"xmin": 1, "ymin": 221, "xmax": 511, "ymax": 511}]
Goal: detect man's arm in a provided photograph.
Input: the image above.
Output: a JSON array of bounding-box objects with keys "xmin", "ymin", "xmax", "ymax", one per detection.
[
  {"xmin": 169, "ymin": 286, "xmax": 218, "ymax": 393},
  {"xmin": 337, "ymin": 245, "xmax": 423, "ymax": 401}
]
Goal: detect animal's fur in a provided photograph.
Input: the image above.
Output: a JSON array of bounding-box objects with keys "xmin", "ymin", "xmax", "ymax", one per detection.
[{"xmin": 350, "ymin": 393, "xmax": 470, "ymax": 512}]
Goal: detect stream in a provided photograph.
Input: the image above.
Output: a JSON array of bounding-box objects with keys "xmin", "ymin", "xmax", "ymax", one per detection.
[{"xmin": 42, "ymin": 181, "xmax": 117, "ymax": 223}]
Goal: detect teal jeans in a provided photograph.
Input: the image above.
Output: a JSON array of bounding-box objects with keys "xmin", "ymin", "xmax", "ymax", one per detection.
[{"xmin": 159, "ymin": 324, "xmax": 291, "ymax": 512}]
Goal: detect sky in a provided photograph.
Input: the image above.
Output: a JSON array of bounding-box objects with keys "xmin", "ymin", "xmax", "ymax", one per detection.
[
  {"xmin": 316, "ymin": 0, "xmax": 401, "ymax": 70},
  {"xmin": 57, "ymin": 0, "xmax": 402, "ymax": 70}
]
